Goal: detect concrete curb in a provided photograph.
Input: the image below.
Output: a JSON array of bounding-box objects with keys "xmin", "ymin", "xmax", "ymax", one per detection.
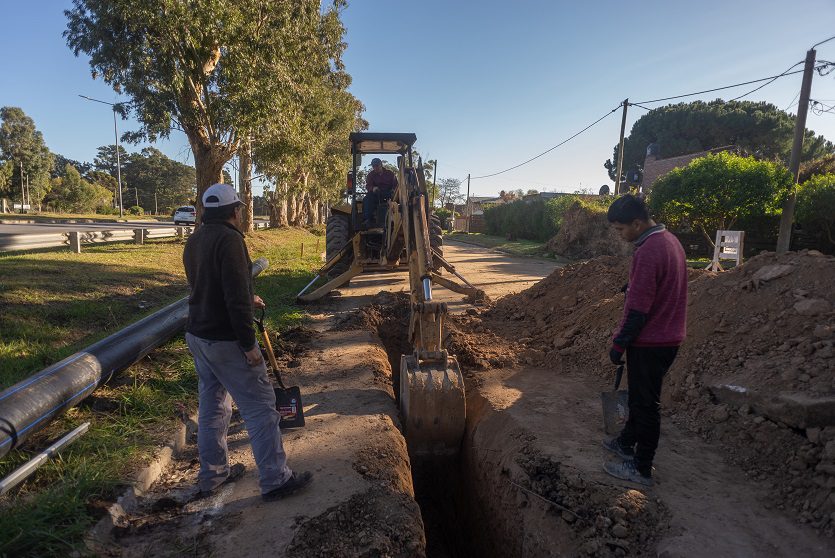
[{"xmin": 85, "ymin": 413, "xmax": 198, "ymax": 552}]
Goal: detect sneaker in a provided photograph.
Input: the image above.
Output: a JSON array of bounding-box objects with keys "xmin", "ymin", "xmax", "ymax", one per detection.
[
  {"xmin": 193, "ymin": 463, "xmax": 246, "ymax": 500},
  {"xmin": 603, "ymin": 459, "xmax": 653, "ymax": 487},
  {"xmin": 262, "ymin": 471, "xmax": 313, "ymax": 502},
  {"xmin": 602, "ymin": 437, "xmax": 635, "ymax": 460}
]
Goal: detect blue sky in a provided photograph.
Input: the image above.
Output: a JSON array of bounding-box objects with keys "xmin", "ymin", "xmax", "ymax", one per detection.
[{"xmin": 1, "ymin": 0, "xmax": 834, "ymax": 198}]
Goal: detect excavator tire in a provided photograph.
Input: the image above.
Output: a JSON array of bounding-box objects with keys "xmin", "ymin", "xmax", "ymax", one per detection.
[
  {"xmin": 430, "ymin": 213, "xmax": 444, "ymax": 270},
  {"xmin": 399, "ymin": 354, "xmax": 465, "ymax": 457},
  {"xmin": 326, "ymin": 213, "xmax": 353, "ymax": 279}
]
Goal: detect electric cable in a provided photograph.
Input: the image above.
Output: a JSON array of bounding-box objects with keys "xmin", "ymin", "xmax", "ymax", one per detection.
[
  {"xmin": 812, "ymin": 35, "xmax": 835, "ymax": 49},
  {"xmin": 729, "ymin": 61, "xmax": 805, "ymax": 102},
  {"xmin": 469, "ymin": 103, "xmax": 623, "ymax": 180},
  {"xmin": 633, "ymin": 67, "xmax": 807, "ymax": 105}
]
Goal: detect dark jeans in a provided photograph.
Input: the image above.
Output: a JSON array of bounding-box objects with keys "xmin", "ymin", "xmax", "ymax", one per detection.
[
  {"xmin": 362, "ymin": 190, "xmax": 391, "ymax": 224},
  {"xmin": 617, "ymin": 345, "xmax": 679, "ymax": 476}
]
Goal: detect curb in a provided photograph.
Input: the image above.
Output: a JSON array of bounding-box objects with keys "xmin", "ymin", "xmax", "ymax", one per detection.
[{"xmin": 85, "ymin": 413, "xmax": 198, "ymax": 552}]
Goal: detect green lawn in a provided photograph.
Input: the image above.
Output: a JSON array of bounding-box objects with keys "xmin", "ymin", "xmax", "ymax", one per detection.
[
  {"xmin": 444, "ymin": 231, "xmax": 570, "ymax": 261},
  {"xmin": 0, "ymin": 228, "xmax": 322, "ymax": 557}
]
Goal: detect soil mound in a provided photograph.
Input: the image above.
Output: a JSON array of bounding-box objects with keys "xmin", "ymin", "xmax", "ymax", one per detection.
[
  {"xmin": 546, "ymin": 202, "xmax": 632, "ymax": 259},
  {"xmin": 472, "ymin": 249, "xmax": 835, "ymax": 534}
]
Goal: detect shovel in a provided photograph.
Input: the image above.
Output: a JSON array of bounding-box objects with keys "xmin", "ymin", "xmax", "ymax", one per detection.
[
  {"xmin": 601, "ymin": 364, "xmax": 629, "ymax": 435},
  {"xmin": 254, "ymin": 308, "xmax": 305, "ymax": 429}
]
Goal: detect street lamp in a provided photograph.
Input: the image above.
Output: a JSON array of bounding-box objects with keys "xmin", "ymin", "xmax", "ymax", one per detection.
[{"xmin": 79, "ymin": 95, "xmax": 124, "ymax": 217}]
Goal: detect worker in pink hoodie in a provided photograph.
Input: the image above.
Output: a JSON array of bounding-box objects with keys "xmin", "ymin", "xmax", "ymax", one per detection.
[{"xmin": 602, "ymin": 193, "xmax": 687, "ymax": 487}]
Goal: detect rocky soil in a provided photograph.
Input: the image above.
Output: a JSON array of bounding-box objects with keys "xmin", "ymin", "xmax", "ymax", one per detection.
[{"xmin": 449, "ymin": 249, "xmax": 835, "ymax": 536}]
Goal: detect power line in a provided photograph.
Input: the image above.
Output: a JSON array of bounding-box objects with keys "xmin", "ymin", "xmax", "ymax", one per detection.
[
  {"xmin": 470, "ymin": 104, "xmax": 623, "ymax": 180},
  {"xmin": 813, "ymin": 34, "xmax": 835, "ymax": 49},
  {"xmin": 784, "ymin": 91, "xmax": 801, "ymax": 111},
  {"xmin": 728, "ymin": 61, "xmax": 805, "ymax": 101},
  {"xmin": 629, "ymin": 102, "xmax": 654, "ymax": 112},
  {"xmin": 633, "ymin": 66, "xmax": 807, "ymax": 105}
]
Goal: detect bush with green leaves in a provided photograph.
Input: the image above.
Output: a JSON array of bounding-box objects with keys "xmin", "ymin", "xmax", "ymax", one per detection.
[
  {"xmin": 127, "ymin": 205, "xmax": 144, "ymax": 216},
  {"xmin": 648, "ymin": 152, "xmax": 792, "ymax": 245},
  {"xmin": 484, "ymin": 195, "xmax": 610, "ymax": 241},
  {"xmin": 796, "ymin": 173, "xmax": 835, "ymax": 247}
]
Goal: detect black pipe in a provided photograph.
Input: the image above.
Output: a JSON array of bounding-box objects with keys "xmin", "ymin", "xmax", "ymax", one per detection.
[{"xmin": 0, "ymin": 258, "xmax": 269, "ymax": 459}]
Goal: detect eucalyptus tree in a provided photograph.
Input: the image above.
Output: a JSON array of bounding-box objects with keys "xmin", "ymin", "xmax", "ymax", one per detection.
[
  {"xmin": 65, "ymin": 0, "xmax": 350, "ymax": 213},
  {"xmin": 0, "ymin": 107, "xmax": 54, "ymax": 208}
]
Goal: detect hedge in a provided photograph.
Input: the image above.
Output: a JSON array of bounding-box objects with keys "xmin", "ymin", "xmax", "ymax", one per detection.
[{"xmin": 484, "ymin": 195, "xmax": 610, "ymax": 242}]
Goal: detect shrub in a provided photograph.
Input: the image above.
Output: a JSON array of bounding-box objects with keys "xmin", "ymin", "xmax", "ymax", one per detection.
[
  {"xmin": 796, "ymin": 173, "xmax": 835, "ymax": 247},
  {"xmin": 127, "ymin": 205, "xmax": 144, "ymax": 216},
  {"xmin": 484, "ymin": 195, "xmax": 610, "ymax": 242},
  {"xmin": 649, "ymin": 152, "xmax": 791, "ymax": 245}
]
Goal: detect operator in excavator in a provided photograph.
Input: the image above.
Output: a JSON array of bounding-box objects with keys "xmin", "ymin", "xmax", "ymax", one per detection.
[{"xmin": 362, "ymin": 157, "xmax": 398, "ymax": 228}]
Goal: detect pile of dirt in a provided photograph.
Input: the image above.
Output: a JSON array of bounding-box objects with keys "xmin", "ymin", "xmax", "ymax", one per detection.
[
  {"xmin": 515, "ymin": 446, "xmax": 668, "ymax": 556},
  {"xmin": 462, "ymin": 249, "xmax": 835, "ymax": 534},
  {"xmin": 545, "ymin": 202, "xmax": 632, "ymax": 259}
]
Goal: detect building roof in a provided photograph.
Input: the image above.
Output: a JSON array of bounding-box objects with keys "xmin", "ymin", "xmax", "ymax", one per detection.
[{"xmin": 641, "ymin": 145, "xmax": 735, "ymax": 191}]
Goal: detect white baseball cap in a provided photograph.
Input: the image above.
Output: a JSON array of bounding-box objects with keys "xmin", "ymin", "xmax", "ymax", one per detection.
[{"xmin": 202, "ymin": 183, "xmax": 243, "ymax": 208}]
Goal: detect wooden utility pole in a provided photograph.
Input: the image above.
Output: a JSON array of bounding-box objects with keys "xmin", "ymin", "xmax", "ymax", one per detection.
[
  {"xmin": 615, "ymin": 99, "xmax": 629, "ymax": 194},
  {"xmin": 154, "ymin": 191, "xmax": 158, "ymax": 216},
  {"xmin": 431, "ymin": 160, "xmax": 438, "ymax": 207},
  {"xmin": 135, "ymin": 187, "xmax": 139, "ymax": 207},
  {"xmin": 19, "ymin": 161, "xmax": 24, "ymax": 214},
  {"xmin": 776, "ymin": 49, "xmax": 816, "ymax": 253},
  {"xmin": 465, "ymin": 173, "xmax": 471, "ymax": 234}
]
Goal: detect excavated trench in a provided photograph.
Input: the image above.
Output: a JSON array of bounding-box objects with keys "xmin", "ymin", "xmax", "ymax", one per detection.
[
  {"xmin": 374, "ymin": 311, "xmax": 478, "ymax": 557},
  {"xmin": 361, "ymin": 295, "xmax": 668, "ymax": 557}
]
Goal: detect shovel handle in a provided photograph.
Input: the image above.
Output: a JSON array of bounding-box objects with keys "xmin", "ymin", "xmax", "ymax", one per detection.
[{"xmin": 614, "ymin": 365, "xmax": 624, "ymax": 390}]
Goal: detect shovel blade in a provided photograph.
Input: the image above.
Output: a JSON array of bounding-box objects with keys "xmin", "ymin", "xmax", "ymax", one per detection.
[
  {"xmin": 601, "ymin": 390, "xmax": 629, "ymax": 435},
  {"xmin": 275, "ymin": 385, "xmax": 305, "ymax": 428}
]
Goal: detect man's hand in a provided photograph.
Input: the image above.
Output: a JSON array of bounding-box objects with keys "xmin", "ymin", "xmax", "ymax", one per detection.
[
  {"xmin": 244, "ymin": 345, "xmax": 264, "ymax": 367},
  {"xmin": 609, "ymin": 345, "xmax": 625, "ymax": 365},
  {"xmin": 253, "ymin": 295, "xmax": 265, "ymax": 309}
]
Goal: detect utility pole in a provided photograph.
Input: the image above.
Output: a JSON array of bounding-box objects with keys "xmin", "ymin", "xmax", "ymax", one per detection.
[
  {"xmin": 465, "ymin": 173, "xmax": 471, "ymax": 234},
  {"xmin": 79, "ymin": 95, "xmax": 124, "ymax": 217},
  {"xmin": 154, "ymin": 191, "xmax": 158, "ymax": 216},
  {"xmin": 135, "ymin": 187, "xmax": 140, "ymax": 208},
  {"xmin": 615, "ymin": 99, "xmax": 629, "ymax": 194},
  {"xmin": 19, "ymin": 161, "xmax": 25, "ymax": 214},
  {"xmin": 776, "ymin": 49, "xmax": 816, "ymax": 253},
  {"xmin": 431, "ymin": 160, "xmax": 438, "ymax": 207}
]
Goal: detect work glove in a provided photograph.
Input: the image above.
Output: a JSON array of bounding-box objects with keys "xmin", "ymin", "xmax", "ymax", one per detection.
[{"xmin": 609, "ymin": 345, "xmax": 625, "ymax": 365}]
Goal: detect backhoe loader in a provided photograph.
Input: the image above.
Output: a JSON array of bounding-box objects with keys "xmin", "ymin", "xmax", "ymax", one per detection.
[{"xmin": 297, "ymin": 132, "xmax": 482, "ymax": 456}]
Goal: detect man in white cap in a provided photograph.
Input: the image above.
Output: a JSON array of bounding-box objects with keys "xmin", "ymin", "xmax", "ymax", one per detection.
[{"xmin": 183, "ymin": 183, "xmax": 312, "ymax": 501}]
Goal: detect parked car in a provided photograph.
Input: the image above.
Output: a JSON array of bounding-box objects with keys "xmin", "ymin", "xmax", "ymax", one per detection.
[{"xmin": 173, "ymin": 205, "xmax": 196, "ymax": 225}]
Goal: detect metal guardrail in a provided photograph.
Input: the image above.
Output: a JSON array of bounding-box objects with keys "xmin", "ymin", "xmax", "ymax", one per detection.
[{"xmin": 0, "ymin": 222, "xmax": 270, "ymax": 253}]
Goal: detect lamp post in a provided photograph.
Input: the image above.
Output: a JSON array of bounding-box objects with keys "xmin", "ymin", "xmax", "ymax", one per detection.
[{"xmin": 79, "ymin": 95, "xmax": 124, "ymax": 217}]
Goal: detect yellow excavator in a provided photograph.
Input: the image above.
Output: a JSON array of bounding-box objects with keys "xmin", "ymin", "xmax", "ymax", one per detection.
[{"xmin": 296, "ymin": 132, "xmax": 482, "ymax": 456}]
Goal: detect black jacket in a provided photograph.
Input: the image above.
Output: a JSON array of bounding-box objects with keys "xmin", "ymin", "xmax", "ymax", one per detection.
[{"xmin": 183, "ymin": 221, "xmax": 256, "ymax": 350}]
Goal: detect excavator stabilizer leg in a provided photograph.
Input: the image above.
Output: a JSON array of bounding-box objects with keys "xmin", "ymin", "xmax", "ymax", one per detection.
[{"xmin": 399, "ymin": 353, "xmax": 465, "ymax": 457}]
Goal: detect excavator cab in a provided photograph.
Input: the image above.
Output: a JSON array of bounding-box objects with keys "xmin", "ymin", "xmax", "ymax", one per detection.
[{"xmin": 297, "ymin": 132, "xmax": 484, "ymax": 457}]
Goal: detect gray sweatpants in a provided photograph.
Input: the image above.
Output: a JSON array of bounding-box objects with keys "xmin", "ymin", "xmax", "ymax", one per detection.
[{"xmin": 186, "ymin": 333, "xmax": 292, "ymax": 494}]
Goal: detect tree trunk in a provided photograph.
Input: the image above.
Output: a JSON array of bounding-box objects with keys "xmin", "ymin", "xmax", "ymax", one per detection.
[
  {"xmin": 238, "ymin": 136, "xmax": 254, "ymax": 234},
  {"xmin": 288, "ymin": 192, "xmax": 298, "ymax": 225},
  {"xmin": 296, "ymin": 191, "xmax": 308, "ymax": 225},
  {"xmin": 192, "ymin": 147, "xmax": 227, "ymax": 221},
  {"xmin": 307, "ymin": 194, "xmax": 319, "ymax": 225}
]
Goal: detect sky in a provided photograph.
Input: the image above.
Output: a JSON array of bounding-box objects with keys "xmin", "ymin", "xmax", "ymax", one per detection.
[{"xmin": 1, "ymin": 0, "xmax": 835, "ymax": 199}]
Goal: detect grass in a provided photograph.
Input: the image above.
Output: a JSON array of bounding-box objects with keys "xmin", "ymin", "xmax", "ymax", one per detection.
[
  {"xmin": 444, "ymin": 231, "xmax": 570, "ymax": 261},
  {"xmin": 0, "ymin": 227, "xmax": 322, "ymax": 557}
]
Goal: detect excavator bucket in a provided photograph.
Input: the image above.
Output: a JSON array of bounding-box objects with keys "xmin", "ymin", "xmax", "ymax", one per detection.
[{"xmin": 399, "ymin": 353, "xmax": 466, "ymax": 457}]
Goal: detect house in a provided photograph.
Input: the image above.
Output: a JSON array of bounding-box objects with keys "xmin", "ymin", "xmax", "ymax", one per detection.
[{"xmin": 640, "ymin": 143, "xmax": 736, "ymax": 192}]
